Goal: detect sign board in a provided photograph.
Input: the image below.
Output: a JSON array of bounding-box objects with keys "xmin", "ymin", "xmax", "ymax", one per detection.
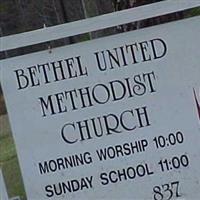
[
  {"xmin": 0, "ymin": 168, "xmax": 9, "ymax": 200},
  {"xmin": 0, "ymin": 17, "xmax": 200, "ymax": 199}
]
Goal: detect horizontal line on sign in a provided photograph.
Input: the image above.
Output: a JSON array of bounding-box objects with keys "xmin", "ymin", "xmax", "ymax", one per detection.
[{"xmin": 0, "ymin": 0, "xmax": 200, "ymax": 52}]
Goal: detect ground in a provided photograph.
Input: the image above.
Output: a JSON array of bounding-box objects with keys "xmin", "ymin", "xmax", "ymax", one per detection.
[{"xmin": 0, "ymin": 96, "xmax": 26, "ymax": 200}]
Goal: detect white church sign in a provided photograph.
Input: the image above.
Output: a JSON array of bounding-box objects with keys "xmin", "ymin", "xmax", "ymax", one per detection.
[{"xmin": 0, "ymin": 7, "xmax": 200, "ymax": 200}]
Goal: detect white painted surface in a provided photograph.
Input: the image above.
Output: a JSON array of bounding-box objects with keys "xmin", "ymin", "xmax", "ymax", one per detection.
[
  {"xmin": 0, "ymin": 17, "xmax": 200, "ymax": 199},
  {"xmin": 0, "ymin": 0, "xmax": 200, "ymax": 51},
  {"xmin": 0, "ymin": 168, "xmax": 9, "ymax": 200}
]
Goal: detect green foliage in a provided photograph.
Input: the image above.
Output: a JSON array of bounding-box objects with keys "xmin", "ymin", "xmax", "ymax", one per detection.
[
  {"xmin": 0, "ymin": 111, "xmax": 26, "ymax": 199},
  {"xmin": 2, "ymin": 158, "xmax": 26, "ymax": 200},
  {"xmin": 0, "ymin": 95, "xmax": 7, "ymax": 115},
  {"xmin": 80, "ymin": 33, "xmax": 91, "ymax": 41},
  {"xmin": 0, "ymin": 2, "xmax": 9, "ymax": 13},
  {"xmin": 0, "ymin": 135, "xmax": 16, "ymax": 162},
  {"xmin": 184, "ymin": 7, "xmax": 200, "ymax": 18},
  {"xmin": 0, "ymin": 134, "xmax": 26, "ymax": 199}
]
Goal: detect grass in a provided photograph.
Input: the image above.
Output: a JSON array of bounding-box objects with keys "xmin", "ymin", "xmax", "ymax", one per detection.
[
  {"xmin": 184, "ymin": 7, "xmax": 200, "ymax": 18},
  {"xmin": 0, "ymin": 95, "xmax": 7, "ymax": 115},
  {"xmin": 0, "ymin": 132, "xmax": 26, "ymax": 199},
  {"xmin": 0, "ymin": 135, "xmax": 16, "ymax": 162},
  {"xmin": 1, "ymin": 157, "xmax": 26, "ymax": 200}
]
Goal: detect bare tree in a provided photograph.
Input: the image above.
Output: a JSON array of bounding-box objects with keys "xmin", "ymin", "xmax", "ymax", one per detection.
[
  {"xmin": 84, "ymin": 0, "xmax": 116, "ymax": 38},
  {"xmin": 0, "ymin": 0, "xmax": 184, "ymax": 58},
  {"xmin": 113, "ymin": 0, "xmax": 183, "ymax": 31}
]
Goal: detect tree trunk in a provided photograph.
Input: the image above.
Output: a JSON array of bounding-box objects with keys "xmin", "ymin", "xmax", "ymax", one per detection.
[
  {"xmin": 112, "ymin": 0, "xmax": 183, "ymax": 31},
  {"xmin": 134, "ymin": 0, "xmax": 183, "ymax": 28},
  {"xmin": 84, "ymin": 0, "xmax": 116, "ymax": 38}
]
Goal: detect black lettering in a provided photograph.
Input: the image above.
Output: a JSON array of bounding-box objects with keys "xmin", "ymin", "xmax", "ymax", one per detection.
[
  {"xmin": 107, "ymin": 49, "xmax": 120, "ymax": 69},
  {"xmin": 45, "ymin": 185, "xmax": 54, "ymax": 197},
  {"xmin": 94, "ymin": 51, "xmax": 107, "ymax": 71},
  {"xmin": 27, "ymin": 66, "xmax": 40, "ymax": 87},
  {"xmin": 104, "ymin": 113, "xmax": 121, "ymax": 135},
  {"xmin": 133, "ymin": 74, "xmax": 146, "ymax": 96},
  {"xmin": 39, "ymin": 161, "xmax": 49, "ymax": 174},
  {"xmin": 38, "ymin": 95, "xmax": 55, "ymax": 117},
  {"xmin": 100, "ymin": 173, "xmax": 109, "ymax": 185},
  {"xmin": 136, "ymin": 106, "xmax": 151, "ymax": 128},
  {"xmin": 120, "ymin": 110, "xmax": 136, "ymax": 131},
  {"xmin": 51, "ymin": 60, "xmax": 66, "ymax": 82},
  {"xmin": 61, "ymin": 123, "xmax": 78, "ymax": 144},
  {"xmin": 126, "ymin": 43, "xmax": 139, "ymax": 64},
  {"xmin": 92, "ymin": 84, "xmax": 110, "ymax": 104},
  {"xmin": 109, "ymin": 80, "xmax": 126, "ymax": 101},
  {"xmin": 139, "ymin": 41, "xmax": 151, "ymax": 62},
  {"xmin": 150, "ymin": 38, "xmax": 167, "ymax": 59},
  {"xmin": 64, "ymin": 57, "xmax": 77, "ymax": 78},
  {"xmin": 14, "ymin": 69, "xmax": 29, "ymax": 90},
  {"xmin": 76, "ymin": 56, "xmax": 88, "ymax": 76},
  {"xmin": 143, "ymin": 71, "xmax": 156, "ymax": 93}
]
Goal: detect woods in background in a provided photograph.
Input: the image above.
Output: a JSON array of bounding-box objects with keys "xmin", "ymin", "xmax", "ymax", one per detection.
[
  {"xmin": 0, "ymin": 0, "xmax": 185, "ymax": 59},
  {"xmin": 0, "ymin": 0, "xmax": 183, "ymax": 38}
]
